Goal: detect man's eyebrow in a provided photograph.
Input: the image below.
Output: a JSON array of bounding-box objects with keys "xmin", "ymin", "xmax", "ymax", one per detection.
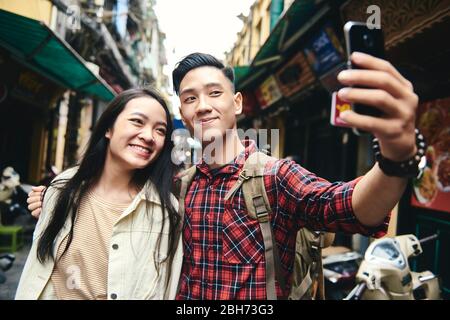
[
  {"xmin": 179, "ymin": 87, "xmax": 195, "ymax": 96},
  {"xmin": 179, "ymin": 82, "xmax": 224, "ymax": 96},
  {"xmin": 205, "ymin": 82, "xmax": 224, "ymax": 89}
]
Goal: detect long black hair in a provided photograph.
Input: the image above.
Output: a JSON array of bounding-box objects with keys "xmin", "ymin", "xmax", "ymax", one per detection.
[{"xmin": 37, "ymin": 88, "xmax": 180, "ymax": 278}]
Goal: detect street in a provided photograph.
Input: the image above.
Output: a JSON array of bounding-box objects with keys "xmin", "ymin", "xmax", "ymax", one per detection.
[{"xmin": 1, "ymin": 243, "xmax": 31, "ymax": 300}]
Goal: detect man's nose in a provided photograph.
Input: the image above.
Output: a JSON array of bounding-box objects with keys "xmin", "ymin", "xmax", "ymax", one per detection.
[{"xmin": 195, "ymin": 95, "xmax": 213, "ymax": 114}]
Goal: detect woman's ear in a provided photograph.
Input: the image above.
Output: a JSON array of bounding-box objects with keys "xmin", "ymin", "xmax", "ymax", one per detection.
[{"xmin": 105, "ymin": 129, "xmax": 112, "ymax": 139}]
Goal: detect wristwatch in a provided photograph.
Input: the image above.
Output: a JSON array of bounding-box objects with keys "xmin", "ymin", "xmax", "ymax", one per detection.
[{"xmin": 372, "ymin": 129, "xmax": 427, "ymax": 178}]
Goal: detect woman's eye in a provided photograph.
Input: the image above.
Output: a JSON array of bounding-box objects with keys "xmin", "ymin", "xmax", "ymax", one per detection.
[
  {"xmin": 156, "ymin": 128, "xmax": 166, "ymax": 135},
  {"xmin": 130, "ymin": 118, "xmax": 143, "ymax": 125}
]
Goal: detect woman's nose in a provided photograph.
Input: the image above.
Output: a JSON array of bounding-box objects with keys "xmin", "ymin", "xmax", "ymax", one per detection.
[{"xmin": 138, "ymin": 130, "xmax": 155, "ymax": 144}]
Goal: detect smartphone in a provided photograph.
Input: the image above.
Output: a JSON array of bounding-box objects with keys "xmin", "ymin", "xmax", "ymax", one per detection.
[{"xmin": 343, "ymin": 21, "xmax": 385, "ymax": 134}]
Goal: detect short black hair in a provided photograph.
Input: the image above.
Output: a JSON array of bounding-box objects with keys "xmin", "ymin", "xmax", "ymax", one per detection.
[{"xmin": 172, "ymin": 52, "xmax": 235, "ymax": 95}]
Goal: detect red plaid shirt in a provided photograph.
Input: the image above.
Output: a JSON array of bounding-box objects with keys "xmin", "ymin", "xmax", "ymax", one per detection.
[{"xmin": 176, "ymin": 140, "xmax": 389, "ymax": 300}]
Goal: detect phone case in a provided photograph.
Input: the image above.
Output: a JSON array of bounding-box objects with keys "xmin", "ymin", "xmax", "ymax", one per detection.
[{"xmin": 330, "ymin": 91, "xmax": 353, "ymax": 128}]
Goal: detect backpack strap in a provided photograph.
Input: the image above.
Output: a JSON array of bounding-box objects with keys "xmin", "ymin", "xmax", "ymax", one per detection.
[
  {"xmin": 225, "ymin": 151, "xmax": 284, "ymax": 300},
  {"xmin": 225, "ymin": 152, "xmax": 333, "ymax": 300}
]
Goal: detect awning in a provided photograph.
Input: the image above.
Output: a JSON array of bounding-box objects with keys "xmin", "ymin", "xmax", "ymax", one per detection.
[
  {"xmin": 252, "ymin": 0, "xmax": 331, "ymax": 66},
  {"xmin": 0, "ymin": 9, "xmax": 116, "ymax": 101},
  {"xmin": 233, "ymin": 66, "xmax": 251, "ymax": 87},
  {"xmin": 236, "ymin": 0, "xmax": 333, "ymax": 89}
]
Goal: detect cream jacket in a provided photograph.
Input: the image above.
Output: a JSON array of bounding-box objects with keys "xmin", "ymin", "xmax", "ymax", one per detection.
[{"xmin": 15, "ymin": 168, "xmax": 182, "ymax": 300}]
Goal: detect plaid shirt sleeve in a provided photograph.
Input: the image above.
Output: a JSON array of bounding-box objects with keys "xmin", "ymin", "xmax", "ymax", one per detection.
[{"xmin": 264, "ymin": 159, "xmax": 390, "ymax": 238}]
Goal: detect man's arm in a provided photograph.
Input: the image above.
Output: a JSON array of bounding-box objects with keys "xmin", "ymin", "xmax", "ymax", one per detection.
[
  {"xmin": 352, "ymin": 164, "xmax": 408, "ymax": 226},
  {"xmin": 337, "ymin": 52, "xmax": 419, "ymax": 227},
  {"xmin": 265, "ymin": 159, "xmax": 388, "ymax": 236}
]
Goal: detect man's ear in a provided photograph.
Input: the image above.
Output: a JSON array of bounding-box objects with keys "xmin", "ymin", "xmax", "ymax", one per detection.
[
  {"xmin": 179, "ymin": 105, "xmax": 195, "ymax": 136},
  {"xmin": 234, "ymin": 92, "xmax": 243, "ymax": 115},
  {"xmin": 179, "ymin": 106, "xmax": 187, "ymax": 126}
]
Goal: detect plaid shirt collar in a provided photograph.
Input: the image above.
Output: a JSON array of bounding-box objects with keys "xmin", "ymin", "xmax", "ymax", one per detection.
[{"xmin": 196, "ymin": 139, "xmax": 257, "ymax": 178}]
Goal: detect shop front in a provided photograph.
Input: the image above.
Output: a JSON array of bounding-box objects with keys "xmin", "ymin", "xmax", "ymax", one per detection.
[{"xmin": 0, "ymin": 49, "xmax": 63, "ymax": 182}]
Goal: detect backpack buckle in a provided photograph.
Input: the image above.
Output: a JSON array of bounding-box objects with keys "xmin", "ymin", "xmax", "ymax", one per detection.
[
  {"xmin": 239, "ymin": 170, "xmax": 250, "ymax": 181},
  {"xmin": 256, "ymin": 211, "xmax": 269, "ymax": 223},
  {"xmin": 253, "ymin": 195, "xmax": 269, "ymax": 223}
]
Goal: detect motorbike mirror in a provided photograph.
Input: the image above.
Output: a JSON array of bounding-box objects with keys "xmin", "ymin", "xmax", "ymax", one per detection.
[{"xmin": 419, "ymin": 234, "xmax": 439, "ymax": 245}]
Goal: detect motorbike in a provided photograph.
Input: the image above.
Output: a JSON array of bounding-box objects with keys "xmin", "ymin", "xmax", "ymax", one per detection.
[
  {"xmin": 0, "ymin": 167, "xmax": 33, "ymax": 225},
  {"xmin": 0, "ymin": 166, "xmax": 36, "ymax": 238},
  {"xmin": 0, "ymin": 253, "xmax": 15, "ymax": 285},
  {"xmin": 344, "ymin": 233, "xmax": 441, "ymax": 300},
  {"xmin": 322, "ymin": 246, "xmax": 362, "ymax": 300}
]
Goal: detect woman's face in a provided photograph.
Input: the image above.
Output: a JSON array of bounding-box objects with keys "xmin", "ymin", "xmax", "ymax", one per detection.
[{"xmin": 105, "ymin": 96, "xmax": 168, "ymax": 171}]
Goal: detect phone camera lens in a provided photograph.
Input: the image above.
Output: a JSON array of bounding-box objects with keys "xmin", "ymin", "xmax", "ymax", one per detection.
[{"xmin": 363, "ymin": 33, "xmax": 374, "ymax": 48}]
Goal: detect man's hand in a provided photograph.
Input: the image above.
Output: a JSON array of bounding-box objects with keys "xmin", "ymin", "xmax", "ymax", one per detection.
[
  {"xmin": 27, "ymin": 186, "xmax": 46, "ymax": 218},
  {"xmin": 337, "ymin": 52, "xmax": 418, "ymax": 162}
]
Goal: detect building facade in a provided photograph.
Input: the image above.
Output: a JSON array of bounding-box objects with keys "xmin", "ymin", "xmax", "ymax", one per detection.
[{"xmin": 0, "ymin": 0, "xmax": 169, "ymax": 183}]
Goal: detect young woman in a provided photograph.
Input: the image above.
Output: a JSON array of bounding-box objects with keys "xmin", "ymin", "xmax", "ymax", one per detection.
[{"xmin": 16, "ymin": 88, "xmax": 182, "ymax": 300}]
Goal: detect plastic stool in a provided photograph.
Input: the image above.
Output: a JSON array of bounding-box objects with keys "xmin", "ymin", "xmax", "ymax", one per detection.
[{"xmin": 0, "ymin": 225, "xmax": 24, "ymax": 253}]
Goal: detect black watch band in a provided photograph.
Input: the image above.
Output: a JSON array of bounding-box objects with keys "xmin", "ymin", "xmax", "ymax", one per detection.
[{"xmin": 372, "ymin": 129, "xmax": 427, "ymax": 178}]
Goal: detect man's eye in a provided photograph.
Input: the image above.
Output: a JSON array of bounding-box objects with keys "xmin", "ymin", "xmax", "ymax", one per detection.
[
  {"xmin": 184, "ymin": 96, "xmax": 196, "ymax": 103},
  {"xmin": 210, "ymin": 91, "xmax": 222, "ymax": 96}
]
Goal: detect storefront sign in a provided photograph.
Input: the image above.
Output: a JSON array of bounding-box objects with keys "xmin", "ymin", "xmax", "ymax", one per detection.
[
  {"xmin": 255, "ymin": 75, "xmax": 282, "ymax": 110},
  {"xmin": 411, "ymin": 97, "xmax": 450, "ymax": 213},
  {"xmin": 318, "ymin": 62, "xmax": 346, "ymax": 94},
  {"xmin": 340, "ymin": 0, "xmax": 450, "ymax": 49},
  {"xmin": 11, "ymin": 70, "xmax": 59, "ymax": 107},
  {"xmin": 275, "ymin": 52, "xmax": 315, "ymax": 98},
  {"xmin": 303, "ymin": 24, "xmax": 345, "ymax": 77}
]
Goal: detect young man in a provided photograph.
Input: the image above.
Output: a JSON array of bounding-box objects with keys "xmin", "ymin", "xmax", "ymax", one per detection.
[
  {"xmin": 29, "ymin": 52, "xmax": 421, "ymax": 300},
  {"xmin": 171, "ymin": 52, "xmax": 419, "ymax": 300}
]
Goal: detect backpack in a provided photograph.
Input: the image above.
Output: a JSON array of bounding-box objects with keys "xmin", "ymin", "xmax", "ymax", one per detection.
[{"xmin": 175, "ymin": 151, "xmax": 334, "ymax": 300}]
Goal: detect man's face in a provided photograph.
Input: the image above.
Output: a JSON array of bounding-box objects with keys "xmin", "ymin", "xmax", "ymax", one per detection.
[{"xmin": 178, "ymin": 66, "xmax": 242, "ymax": 144}]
